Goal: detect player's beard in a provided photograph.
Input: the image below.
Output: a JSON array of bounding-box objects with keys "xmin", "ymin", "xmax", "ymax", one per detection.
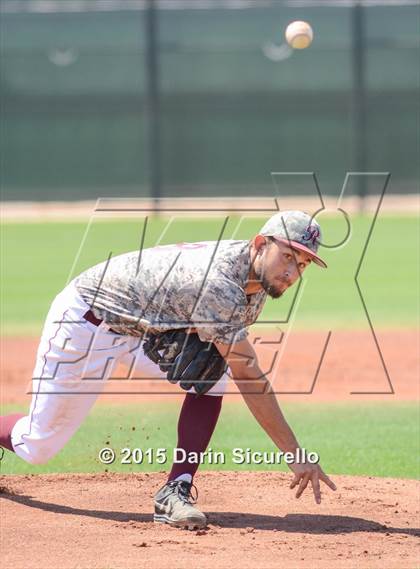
[
  {"xmin": 254, "ymin": 264, "xmax": 283, "ymax": 299},
  {"xmin": 261, "ymin": 276, "xmax": 283, "ymax": 299}
]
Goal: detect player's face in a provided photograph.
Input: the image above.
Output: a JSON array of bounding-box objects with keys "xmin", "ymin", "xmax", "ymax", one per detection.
[{"xmin": 254, "ymin": 238, "xmax": 312, "ymax": 299}]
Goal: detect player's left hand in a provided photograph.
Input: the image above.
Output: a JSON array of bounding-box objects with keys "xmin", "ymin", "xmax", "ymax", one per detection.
[
  {"xmin": 289, "ymin": 461, "xmax": 337, "ymax": 504},
  {"xmin": 142, "ymin": 329, "xmax": 227, "ymax": 395}
]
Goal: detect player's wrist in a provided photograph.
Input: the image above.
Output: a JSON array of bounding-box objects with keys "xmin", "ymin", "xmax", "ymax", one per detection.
[{"xmin": 278, "ymin": 439, "xmax": 300, "ymax": 456}]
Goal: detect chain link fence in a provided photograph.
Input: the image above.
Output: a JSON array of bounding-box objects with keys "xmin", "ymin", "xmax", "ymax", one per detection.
[{"xmin": 0, "ymin": 0, "xmax": 418, "ymax": 200}]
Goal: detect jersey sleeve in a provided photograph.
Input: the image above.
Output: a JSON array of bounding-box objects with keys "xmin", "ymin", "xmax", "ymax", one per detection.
[{"xmin": 190, "ymin": 278, "xmax": 249, "ymax": 344}]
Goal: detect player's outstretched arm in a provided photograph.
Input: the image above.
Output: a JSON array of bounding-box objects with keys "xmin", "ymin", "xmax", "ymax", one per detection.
[{"xmin": 215, "ymin": 338, "xmax": 337, "ymax": 504}]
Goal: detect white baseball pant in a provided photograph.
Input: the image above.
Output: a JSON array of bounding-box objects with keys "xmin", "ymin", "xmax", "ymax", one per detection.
[{"xmin": 11, "ymin": 281, "xmax": 228, "ymax": 465}]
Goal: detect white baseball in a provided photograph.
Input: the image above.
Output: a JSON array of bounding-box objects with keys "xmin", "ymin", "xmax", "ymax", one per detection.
[{"xmin": 285, "ymin": 20, "xmax": 313, "ymax": 50}]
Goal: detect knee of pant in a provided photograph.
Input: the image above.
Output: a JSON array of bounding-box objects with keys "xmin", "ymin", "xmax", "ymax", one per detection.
[{"xmin": 23, "ymin": 444, "xmax": 58, "ymax": 465}]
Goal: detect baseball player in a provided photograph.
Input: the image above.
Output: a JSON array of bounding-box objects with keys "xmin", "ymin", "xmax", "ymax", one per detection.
[{"xmin": 0, "ymin": 210, "xmax": 336, "ymax": 529}]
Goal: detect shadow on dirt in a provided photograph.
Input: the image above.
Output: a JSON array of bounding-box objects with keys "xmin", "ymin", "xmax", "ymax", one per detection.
[
  {"xmin": 2, "ymin": 492, "xmax": 419, "ymax": 537},
  {"xmin": 209, "ymin": 511, "xmax": 420, "ymax": 537}
]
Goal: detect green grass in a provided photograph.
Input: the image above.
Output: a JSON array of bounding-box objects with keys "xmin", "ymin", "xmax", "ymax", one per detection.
[
  {"xmin": 1, "ymin": 215, "xmax": 419, "ymax": 334},
  {"xmin": 1, "ymin": 402, "xmax": 418, "ymax": 479}
]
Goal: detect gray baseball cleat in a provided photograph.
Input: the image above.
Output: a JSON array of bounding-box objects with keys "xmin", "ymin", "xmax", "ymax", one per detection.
[{"xmin": 154, "ymin": 480, "xmax": 207, "ymax": 530}]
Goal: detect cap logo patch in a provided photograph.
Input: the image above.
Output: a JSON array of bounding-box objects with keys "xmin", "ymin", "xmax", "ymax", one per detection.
[{"xmin": 302, "ymin": 225, "xmax": 320, "ymax": 246}]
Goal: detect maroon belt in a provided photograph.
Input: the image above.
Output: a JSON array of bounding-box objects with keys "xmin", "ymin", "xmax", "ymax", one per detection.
[
  {"xmin": 83, "ymin": 310, "xmax": 121, "ymax": 334},
  {"xmin": 83, "ymin": 309, "xmax": 102, "ymax": 327}
]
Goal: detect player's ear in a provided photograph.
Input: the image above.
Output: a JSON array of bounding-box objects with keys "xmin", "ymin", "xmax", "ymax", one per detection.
[{"xmin": 254, "ymin": 234, "xmax": 268, "ymax": 256}]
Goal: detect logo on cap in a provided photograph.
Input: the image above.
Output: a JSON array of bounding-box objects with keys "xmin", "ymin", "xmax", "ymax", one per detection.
[{"xmin": 302, "ymin": 225, "xmax": 320, "ymax": 247}]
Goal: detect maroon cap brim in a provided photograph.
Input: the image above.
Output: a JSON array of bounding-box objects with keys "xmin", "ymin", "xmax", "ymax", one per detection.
[{"xmin": 274, "ymin": 237, "xmax": 328, "ymax": 269}]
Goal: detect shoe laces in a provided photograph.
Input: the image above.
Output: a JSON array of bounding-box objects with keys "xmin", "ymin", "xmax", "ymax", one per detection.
[{"xmin": 168, "ymin": 480, "xmax": 198, "ymax": 505}]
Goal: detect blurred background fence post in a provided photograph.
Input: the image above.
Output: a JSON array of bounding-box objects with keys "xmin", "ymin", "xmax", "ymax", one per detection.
[
  {"xmin": 144, "ymin": 0, "xmax": 162, "ymax": 208},
  {"xmin": 352, "ymin": 1, "xmax": 368, "ymax": 209}
]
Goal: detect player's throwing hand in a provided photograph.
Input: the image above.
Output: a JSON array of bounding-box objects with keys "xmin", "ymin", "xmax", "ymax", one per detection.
[{"xmin": 289, "ymin": 461, "xmax": 337, "ymax": 504}]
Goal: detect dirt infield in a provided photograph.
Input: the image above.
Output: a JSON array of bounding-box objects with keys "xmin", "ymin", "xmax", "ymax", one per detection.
[
  {"xmin": 1, "ymin": 472, "xmax": 419, "ymax": 569},
  {"xmin": 2, "ymin": 329, "xmax": 418, "ymax": 404},
  {"xmin": 2, "ymin": 195, "xmax": 419, "ymax": 222}
]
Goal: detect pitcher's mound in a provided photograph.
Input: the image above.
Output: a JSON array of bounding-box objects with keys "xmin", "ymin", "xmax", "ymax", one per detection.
[{"xmin": 1, "ymin": 471, "xmax": 419, "ymax": 569}]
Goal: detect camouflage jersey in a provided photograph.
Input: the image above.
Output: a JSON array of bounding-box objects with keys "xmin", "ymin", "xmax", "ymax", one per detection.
[{"xmin": 74, "ymin": 240, "xmax": 267, "ymax": 344}]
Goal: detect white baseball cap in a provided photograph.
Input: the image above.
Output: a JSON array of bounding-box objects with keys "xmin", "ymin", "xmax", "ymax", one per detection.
[{"xmin": 259, "ymin": 210, "xmax": 327, "ymax": 268}]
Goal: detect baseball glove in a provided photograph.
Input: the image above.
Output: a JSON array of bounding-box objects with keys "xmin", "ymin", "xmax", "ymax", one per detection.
[{"xmin": 142, "ymin": 330, "xmax": 227, "ymax": 395}]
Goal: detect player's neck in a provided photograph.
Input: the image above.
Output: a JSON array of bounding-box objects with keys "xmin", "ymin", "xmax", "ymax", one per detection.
[{"xmin": 245, "ymin": 266, "xmax": 264, "ymax": 295}]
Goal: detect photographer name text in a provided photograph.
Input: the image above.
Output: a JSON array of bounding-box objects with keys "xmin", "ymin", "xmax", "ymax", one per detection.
[{"xmin": 98, "ymin": 446, "xmax": 319, "ymax": 466}]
